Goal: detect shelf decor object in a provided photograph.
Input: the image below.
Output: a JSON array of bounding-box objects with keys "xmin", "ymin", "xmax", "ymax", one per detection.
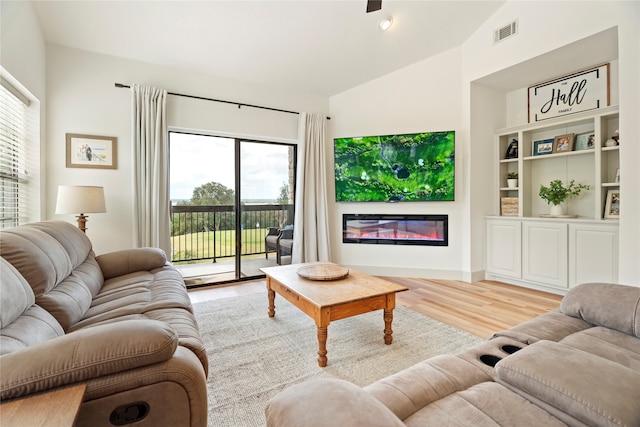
[
  {"xmin": 504, "ymin": 139, "xmax": 518, "ymax": 159},
  {"xmin": 296, "ymin": 263, "xmax": 349, "ymax": 281},
  {"xmin": 66, "ymin": 133, "xmax": 118, "ymax": 169},
  {"xmin": 506, "ymin": 171, "xmax": 518, "ymax": 188},
  {"xmin": 552, "ymin": 133, "xmax": 575, "ymax": 153},
  {"xmin": 500, "ymin": 197, "xmax": 519, "ymax": 216},
  {"xmin": 528, "ymin": 63, "xmax": 610, "ymax": 123},
  {"xmin": 604, "ymin": 190, "xmax": 620, "ymax": 219},
  {"xmin": 533, "ymin": 138, "xmax": 554, "ymax": 156},
  {"xmin": 539, "ymin": 179, "xmax": 590, "ymax": 217},
  {"xmin": 574, "ymin": 131, "xmax": 595, "ymax": 151}
]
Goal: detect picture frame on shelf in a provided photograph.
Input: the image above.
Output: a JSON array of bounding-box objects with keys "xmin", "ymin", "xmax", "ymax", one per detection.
[
  {"xmin": 533, "ymin": 138, "xmax": 554, "ymax": 156},
  {"xmin": 615, "ymin": 168, "xmax": 620, "ymax": 183},
  {"xmin": 66, "ymin": 133, "xmax": 118, "ymax": 169},
  {"xmin": 574, "ymin": 131, "xmax": 595, "ymax": 151},
  {"xmin": 552, "ymin": 133, "xmax": 574, "ymax": 153},
  {"xmin": 504, "ymin": 139, "xmax": 518, "ymax": 159},
  {"xmin": 604, "ymin": 189, "xmax": 620, "ymax": 219}
]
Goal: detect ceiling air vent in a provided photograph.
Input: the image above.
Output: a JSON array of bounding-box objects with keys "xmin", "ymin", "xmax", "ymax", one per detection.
[{"xmin": 494, "ymin": 20, "xmax": 518, "ymax": 43}]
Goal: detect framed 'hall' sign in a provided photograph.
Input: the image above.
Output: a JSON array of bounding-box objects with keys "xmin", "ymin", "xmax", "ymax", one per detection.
[{"xmin": 528, "ymin": 64, "xmax": 609, "ymax": 123}]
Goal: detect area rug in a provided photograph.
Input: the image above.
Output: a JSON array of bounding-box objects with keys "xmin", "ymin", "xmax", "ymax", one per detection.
[{"xmin": 193, "ymin": 292, "xmax": 483, "ymax": 427}]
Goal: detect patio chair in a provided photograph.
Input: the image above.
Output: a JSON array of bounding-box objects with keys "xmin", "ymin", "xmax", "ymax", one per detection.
[
  {"xmin": 276, "ymin": 227, "xmax": 293, "ymax": 265},
  {"xmin": 265, "ymin": 227, "xmax": 280, "ymax": 258}
]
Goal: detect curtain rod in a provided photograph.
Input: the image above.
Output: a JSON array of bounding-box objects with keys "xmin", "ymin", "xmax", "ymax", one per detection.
[{"xmin": 114, "ymin": 83, "xmax": 330, "ymax": 120}]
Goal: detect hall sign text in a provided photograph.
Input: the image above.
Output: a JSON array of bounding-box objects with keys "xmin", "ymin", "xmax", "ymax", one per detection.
[{"xmin": 528, "ymin": 64, "xmax": 609, "ymax": 123}]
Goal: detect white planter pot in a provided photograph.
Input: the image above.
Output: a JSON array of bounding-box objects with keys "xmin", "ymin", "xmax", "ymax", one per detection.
[
  {"xmin": 550, "ymin": 204, "xmax": 564, "ymax": 216},
  {"xmin": 507, "ymin": 179, "xmax": 518, "ymax": 189}
]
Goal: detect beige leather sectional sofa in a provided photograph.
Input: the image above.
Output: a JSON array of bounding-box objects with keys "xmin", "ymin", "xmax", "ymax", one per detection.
[
  {"xmin": 0, "ymin": 221, "xmax": 208, "ymax": 427},
  {"xmin": 266, "ymin": 282, "xmax": 640, "ymax": 427}
]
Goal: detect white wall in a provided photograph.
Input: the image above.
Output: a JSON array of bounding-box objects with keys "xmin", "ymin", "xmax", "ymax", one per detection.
[
  {"xmin": 329, "ymin": 47, "xmax": 467, "ymax": 278},
  {"xmin": 46, "ymin": 45, "xmax": 329, "ymax": 255},
  {"xmin": 1, "ymin": 0, "xmax": 46, "ymax": 221},
  {"xmin": 0, "ymin": 1, "xmax": 45, "ymax": 104}
]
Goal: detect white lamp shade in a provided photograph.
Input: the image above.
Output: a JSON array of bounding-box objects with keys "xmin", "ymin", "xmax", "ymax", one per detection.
[{"xmin": 55, "ymin": 186, "xmax": 106, "ymax": 214}]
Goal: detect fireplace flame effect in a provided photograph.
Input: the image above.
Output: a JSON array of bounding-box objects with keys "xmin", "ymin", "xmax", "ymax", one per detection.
[
  {"xmin": 346, "ymin": 231, "xmax": 443, "ymax": 241},
  {"xmin": 343, "ymin": 215, "xmax": 448, "ymax": 246}
]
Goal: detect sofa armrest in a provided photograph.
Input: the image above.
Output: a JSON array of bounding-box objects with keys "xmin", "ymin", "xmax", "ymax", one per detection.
[
  {"xmin": 491, "ymin": 310, "xmax": 592, "ymax": 344},
  {"xmin": 0, "ymin": 319, "xmax": 178, "ymax": 400},
  {"xmin": 560, "ymin": 282, "xmax": 640, "ymax": 338},
  {"xmin": 495, "ymin": 340, "xmax": 640, "ymax": 427},
  {"xmin": 265, "ymin": 378, "xmax": 405, "ymax": 427},
  {"xmin": 96, "ymin": 248, "xmax": 168, "ymax": 279}
]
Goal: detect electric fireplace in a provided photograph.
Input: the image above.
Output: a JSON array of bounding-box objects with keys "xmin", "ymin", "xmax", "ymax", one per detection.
[{"xmin": 343, "ymin": 214, "xmax": 448, "ymax": 246}]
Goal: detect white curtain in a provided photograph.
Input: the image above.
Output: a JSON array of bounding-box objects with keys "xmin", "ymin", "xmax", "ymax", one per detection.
[
  {"xmin": 131, "ymin": 84, "xmax": 171, "ymax": 256},
  {"xmin": 292, "ymin": 113, "xmax": 331, "ymax": 263}
]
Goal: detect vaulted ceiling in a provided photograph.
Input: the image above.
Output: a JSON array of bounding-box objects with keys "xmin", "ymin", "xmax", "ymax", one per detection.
[{"xmin": 32, "ymin": 1, "xmax": 505, "ymax": 97}]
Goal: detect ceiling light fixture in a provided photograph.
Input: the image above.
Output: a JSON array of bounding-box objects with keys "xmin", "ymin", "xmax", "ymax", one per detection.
[{"xmin": 378, "ymin": 16, "xmax": 393, "ymax": 31}]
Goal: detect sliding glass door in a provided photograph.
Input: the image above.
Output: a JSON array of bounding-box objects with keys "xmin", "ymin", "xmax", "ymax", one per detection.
[{"xmin": 169, "ymin": 132, "xmax": 296, "ymax": 286}]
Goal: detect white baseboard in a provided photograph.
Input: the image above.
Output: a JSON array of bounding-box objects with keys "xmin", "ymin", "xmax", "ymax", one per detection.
[
  {"xmin": 344, "ymin": 264, "xmax": 466, "ymax": 281},
  {"xmin": 484, "ymin": 273, "xmax": 568, "ymax": 296}
]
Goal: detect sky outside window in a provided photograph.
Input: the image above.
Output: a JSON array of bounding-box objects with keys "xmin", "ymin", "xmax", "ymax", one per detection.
[{"xmin": 170, "ymin": 133, "xmax": 291, "ymax": 203}]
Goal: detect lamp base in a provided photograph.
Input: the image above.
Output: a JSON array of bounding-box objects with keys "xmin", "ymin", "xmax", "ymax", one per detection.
[{"xmin": 76, "ymin": 214, "xmax": 89, "ymax": 233}]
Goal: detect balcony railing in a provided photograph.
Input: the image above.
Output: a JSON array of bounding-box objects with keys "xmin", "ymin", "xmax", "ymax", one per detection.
[{"xmin": 170, "ymin": 204, "xmax": 293, "ymax": 263}]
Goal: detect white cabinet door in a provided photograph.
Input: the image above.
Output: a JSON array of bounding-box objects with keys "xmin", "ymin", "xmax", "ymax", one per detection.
[
  {"xmin": 486, "ymin": 220, "xmax": 521, "ymax": 278},
  {"xmin": 569, "ymin": 224, "xmax": 618, "ymax": 288},
  {"xmin": 522, "ymin": 221, "xmax": 568, "ymax": 289}
]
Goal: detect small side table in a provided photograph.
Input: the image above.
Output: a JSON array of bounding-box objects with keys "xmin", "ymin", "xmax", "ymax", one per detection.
[{"xmin": 1, "ymin": 383, "xmax": 86, "ymax": 427}]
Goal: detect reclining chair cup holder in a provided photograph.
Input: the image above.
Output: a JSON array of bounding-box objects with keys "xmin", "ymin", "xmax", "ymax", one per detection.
[
  {"xmin": 500, "ymin": 344, "xmax": 523, "ymax": 354},
  {"xmin": 479, "ymin": 354, "xmax": 503, "ymax": 367}
]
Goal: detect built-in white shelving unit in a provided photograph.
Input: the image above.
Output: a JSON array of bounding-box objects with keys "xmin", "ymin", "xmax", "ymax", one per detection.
[
  {"xmin": 486, "ymin": 106, "xmax": 620, "ymax": 294},
  {"xmin": 496, "ymin": 105, "xmax": 619, "ymax": 219}
]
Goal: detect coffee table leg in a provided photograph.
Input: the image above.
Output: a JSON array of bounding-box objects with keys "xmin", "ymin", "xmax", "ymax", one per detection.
[
  {"xmin": 267, "ymin": 288, "xmax": 276, "ymax": 317},
  {"xmin": 384, "ymin": 308, "xmax": 393, "ymax": 344},
  {"xmin": 317, "ymin": 326, "xmax": 328, "ymax": 367}
]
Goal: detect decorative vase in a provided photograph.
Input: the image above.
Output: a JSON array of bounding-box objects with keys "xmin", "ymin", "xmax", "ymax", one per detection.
[
  {"xmin": 507, "ymin": 179, "xmax": 518, "ymax": 189},
  {"xmin": 550, "ymin": 204, "xmax": 564, "ymax": 216}
]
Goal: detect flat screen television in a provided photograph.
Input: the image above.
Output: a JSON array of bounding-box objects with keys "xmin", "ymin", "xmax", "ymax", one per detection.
[{"xmin": 334, "ymin": 131, "xmax": 455, "ymax": 202}]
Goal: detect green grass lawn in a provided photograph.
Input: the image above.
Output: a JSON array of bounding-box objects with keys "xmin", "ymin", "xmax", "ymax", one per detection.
[{"xmin": 171, "ymin": 228, "xmax": 270, "ymax": 262}]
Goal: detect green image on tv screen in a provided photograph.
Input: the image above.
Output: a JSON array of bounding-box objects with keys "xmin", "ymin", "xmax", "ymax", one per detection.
[{"xmin": 334, "ymin": 131, "xmax": 455, "ymax": 202}]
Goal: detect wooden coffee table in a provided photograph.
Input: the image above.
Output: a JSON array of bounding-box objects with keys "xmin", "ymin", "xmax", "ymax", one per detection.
[{"xmin": 260, "ymin": 262, "xmax": 408, "ymax": 367}]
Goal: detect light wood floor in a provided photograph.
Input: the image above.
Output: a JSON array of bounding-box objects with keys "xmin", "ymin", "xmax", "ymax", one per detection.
[{"xmin": 188, "ymin": 278, "xmax": 563, "ymax": 339}]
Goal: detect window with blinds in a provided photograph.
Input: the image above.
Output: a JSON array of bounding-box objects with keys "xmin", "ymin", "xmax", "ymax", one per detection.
[{"xmin": 0, "ymin": 81, "xmax": 30, "ymax": 229}]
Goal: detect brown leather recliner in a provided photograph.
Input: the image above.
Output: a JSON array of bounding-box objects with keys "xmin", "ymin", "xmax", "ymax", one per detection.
[{"xmin": 0, "ymin": 221, "xmax": 208, "ymax": 427}]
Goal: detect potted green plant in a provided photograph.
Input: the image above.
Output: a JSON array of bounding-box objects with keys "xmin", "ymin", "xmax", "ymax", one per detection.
[
  {"xmin": 539, "ymin": 179, "xmax": 590, "ymax": 216},
  {"xmin": 506, "ymin": 171, "xmax": 518, "ymax": 188}
]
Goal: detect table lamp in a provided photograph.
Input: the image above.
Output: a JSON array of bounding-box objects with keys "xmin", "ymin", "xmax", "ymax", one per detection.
[{"xmin": 55, "ymin": 185, "xmax": 106, "ymax": 233}]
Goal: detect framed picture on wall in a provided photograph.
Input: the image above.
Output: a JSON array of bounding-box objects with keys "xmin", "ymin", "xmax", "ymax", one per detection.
[
  {"xmin": 604, "ymin": 189, "xmax": 620, "ymax": 219},
  {"xmin": 528, "ymin": 64, "xmax": 610, "ymax": 123},
  {"xmin": 66, "ymin": 133, "xmax": 118, "ymax": 169}
]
